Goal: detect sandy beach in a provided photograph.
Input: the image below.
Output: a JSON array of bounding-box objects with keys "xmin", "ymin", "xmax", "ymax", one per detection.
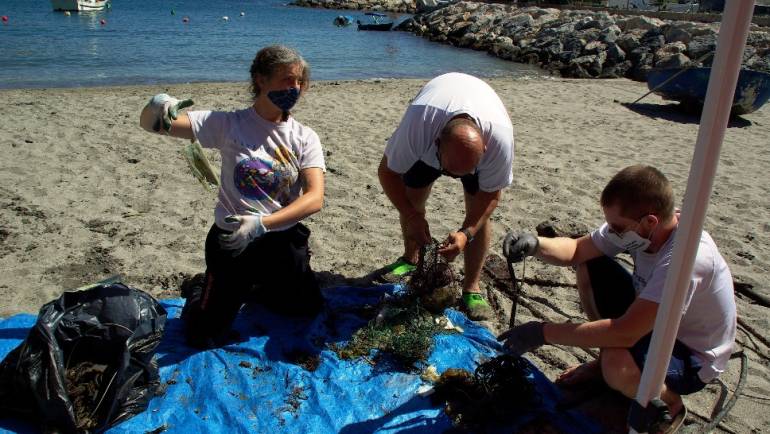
[{"xmin": 1, "ymin": 77, "xmax": 768, "ymax": 432}]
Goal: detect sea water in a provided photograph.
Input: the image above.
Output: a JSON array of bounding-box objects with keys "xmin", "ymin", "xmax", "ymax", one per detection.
[{"xmin": 0, "ymin": 0, "xmax": 543, "ymax": 89}]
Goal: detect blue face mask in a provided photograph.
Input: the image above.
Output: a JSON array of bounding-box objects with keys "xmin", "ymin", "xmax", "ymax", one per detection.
[{"xmin": 267, "ymin": 87, "xmax": 300, "ymax": 114}]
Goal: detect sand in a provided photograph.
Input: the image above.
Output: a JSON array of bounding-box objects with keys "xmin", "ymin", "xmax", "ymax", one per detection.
[{"xmin": 1, "ymin": 76, "xmax": 768, "ymax": 432}]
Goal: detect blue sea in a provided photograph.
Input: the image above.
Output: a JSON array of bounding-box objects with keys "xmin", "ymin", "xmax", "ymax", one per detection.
[{"xmin": 0, "ymin": 0, "xmax": 542, "ymax": 89}]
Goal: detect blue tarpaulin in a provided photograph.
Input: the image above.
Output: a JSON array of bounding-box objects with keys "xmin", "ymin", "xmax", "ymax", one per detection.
[{"xmin": 0, "ymin": 285, "xmax": 600, "ymax": 433}]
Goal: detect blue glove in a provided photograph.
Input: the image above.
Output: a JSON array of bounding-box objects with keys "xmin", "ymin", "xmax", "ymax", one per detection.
[
  {"xmin": 497, "ymin": 321, "xmax": 546, "ymax": 357},
  {"xmin": 502, "ymin": 231, "xmax": 539, "ymax": 263},
  {"xmin": 218, "ymin": 214, "xmax": 268, "ymax": 256}
]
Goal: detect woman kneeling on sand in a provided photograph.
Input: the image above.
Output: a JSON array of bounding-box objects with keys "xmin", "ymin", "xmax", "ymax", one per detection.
[{"xmin": 139, "ymin": 45, "xmax": 326, "ymax": 349}]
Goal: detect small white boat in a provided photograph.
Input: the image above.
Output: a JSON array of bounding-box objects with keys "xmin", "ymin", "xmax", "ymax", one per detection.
[{"xmin": 51, "ymin": 0, "xmax": 110, "ymax": 12}]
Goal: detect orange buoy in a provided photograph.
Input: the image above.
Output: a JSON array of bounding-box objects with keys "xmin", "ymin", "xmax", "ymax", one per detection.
[{"xmin": 1, "ymin": 15, "xmax": 8, "ymax": 23}]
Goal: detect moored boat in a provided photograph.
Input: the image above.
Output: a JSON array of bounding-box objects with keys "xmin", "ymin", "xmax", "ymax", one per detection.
[
  {"xmin": 647, "ymin": 67, "xmax": 770, "ymax": 115},
  {"xmin": 356, "ymin": 12, "xmax": 394, "ymax": 31},
  {"xmin": 52, "ymin": 0, "xmax": 110, "ymax": 12}
]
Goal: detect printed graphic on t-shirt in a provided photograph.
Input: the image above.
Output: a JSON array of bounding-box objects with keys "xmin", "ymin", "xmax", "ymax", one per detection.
[{"xmin": 233, "ymin": 145, "xmax": 298, "ymax": 204}]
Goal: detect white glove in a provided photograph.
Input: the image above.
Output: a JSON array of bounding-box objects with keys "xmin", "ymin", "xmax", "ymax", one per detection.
[
  {"xmin": 140, "ymin": 93, "xmax": 194, "ymax": 133},
  {"xmin": 218, "ymin": 214, "xmax": 269, "ymax": 256}
]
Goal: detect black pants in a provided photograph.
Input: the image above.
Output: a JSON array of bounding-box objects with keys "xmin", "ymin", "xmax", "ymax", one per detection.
[{"xmin": 181, "ymin": 223, "xmax": 323, "ymax": 348}]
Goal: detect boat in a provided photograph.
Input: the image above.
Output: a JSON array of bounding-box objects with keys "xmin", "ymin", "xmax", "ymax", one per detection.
[
  {"xmin": 356, "ymin": 12, "xmax": 394, "ymax": 31},
  {"xmin": 646, "ymin": 67, "xmax": 770, "ymax": 115},
  {"xmin": 52, "ymin": 0, "xmax": 110, "ymax": 12}
]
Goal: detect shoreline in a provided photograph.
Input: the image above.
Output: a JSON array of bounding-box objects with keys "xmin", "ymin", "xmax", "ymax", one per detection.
[
  {"xmin": 1, "ymin": 76, "xmax": 769, "ymax": 432},
  {"xmin": 295, "ymin": 0, "xmax": 770, "ymax": 80}
]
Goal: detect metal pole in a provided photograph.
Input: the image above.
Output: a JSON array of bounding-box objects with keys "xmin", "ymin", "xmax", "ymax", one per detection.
[{"xmin": 629, "ymin": 1, "xmax": 755, "ymax": 433}]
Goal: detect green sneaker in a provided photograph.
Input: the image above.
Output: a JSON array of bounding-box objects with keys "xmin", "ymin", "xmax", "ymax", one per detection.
[
  {"xmin": 462, "ymin": 292, "xmax": 494, "ymax": 321},
  {"xmin": 378, "ymin": 257, "xmax": 417, "ymax": 283}
]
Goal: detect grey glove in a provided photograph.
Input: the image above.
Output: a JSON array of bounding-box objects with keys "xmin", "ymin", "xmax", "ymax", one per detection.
[
  {"xmin": 140, "ymin": 93, "xmax": 194, "ymax": 133},
  {"xmin": 497, "ymin": 321, "xmax": 546, "ymax": 357},
  {"xmin": 502, "ymin": 231, "xmax": 539, "ymax": 263},
  {"xmin": 218, "ymin": 214, "xmax": 268, "ymax": 257}
]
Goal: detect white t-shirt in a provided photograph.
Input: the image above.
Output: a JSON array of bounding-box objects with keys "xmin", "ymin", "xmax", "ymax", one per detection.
[
  {"xmin": 591, "ymin": 222, "xmax": 737, "ymax": 382},
  {"xmin": 187, "ymin": 108, "xmax": 325, "ymax": 232},
  {"xmin": 383, "ymin": 72, "xmax": 515, "ymax": 192}
]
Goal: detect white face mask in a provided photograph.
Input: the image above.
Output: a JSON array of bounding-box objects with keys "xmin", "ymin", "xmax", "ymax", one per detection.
[{"xmin": 606, "ymin": 230, "xmax": 651, "ymax": 252}]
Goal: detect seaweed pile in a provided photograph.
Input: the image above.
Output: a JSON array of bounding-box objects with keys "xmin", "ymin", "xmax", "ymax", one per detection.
[
  {"xmin": 430, "ymin": 355, "xmax": 539, "ymax": 431},
  {"xmin": 333, "ymin": 242, "xmax": 459, "ymax": 369}
]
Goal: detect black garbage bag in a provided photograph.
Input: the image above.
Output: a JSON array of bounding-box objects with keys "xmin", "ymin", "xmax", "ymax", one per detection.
[{"xmin": 0, "ymin": 283, "xmax": 167, "ymax": 433}]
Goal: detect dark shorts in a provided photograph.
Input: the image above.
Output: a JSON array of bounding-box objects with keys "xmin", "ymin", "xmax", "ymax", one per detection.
[
  {"xmin": 402, "ymin": 160, "xmax": 480, "ymax": 195},
  {"xmin": 586, "ymin": 256, "xmax": 708, "ymax": 395}
]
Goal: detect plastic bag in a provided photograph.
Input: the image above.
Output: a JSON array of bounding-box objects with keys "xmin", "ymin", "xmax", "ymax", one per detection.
[{"xmin": 0, "ymin": 282, "xmax": 167, "ymax": 433}]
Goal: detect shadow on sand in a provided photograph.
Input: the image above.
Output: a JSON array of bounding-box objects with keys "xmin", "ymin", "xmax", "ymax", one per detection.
[{"xmin": 620, "ymin": 101, "xmax": 754, "ymax": 128}]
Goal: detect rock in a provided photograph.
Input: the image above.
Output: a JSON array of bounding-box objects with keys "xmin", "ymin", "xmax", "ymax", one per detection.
[
  {"xmin": 606, "ymin": 42, "xmax": 626, "ymax": 63},
  {"xmin": 687, "ymin": 34, "xmax": 717, "ymax": 62},
  {"xmin": 640, "ymin": 28, "xmax": 666, "ymax": 50},
  {"xmin": 617, "ymin": 15, "xmax": 663, "ymax": 32},
  {"xmin": 490, "ymin": 36, "xmax": 519, "ymax": 60},
  {"xmin": 600, "ymin": 60, "xmax": 632, "ymax": 78},
  {"xmin": 655, "ymin": 53, "xmax": 690, "ymax": 69},
  {"xmin": 656, "ymin": 41, "xmax": 688, "ymax": 57},
  {"xmin": 394, "ymin": 17, "xmax": 418, "ymax": 31},
  {"xmin": 416, "ymin": 0, "xmax": 442, "ymax": 13},
  {"xmin": 459, "ymin": 32, "xmax": 479, "ymax": 48},
  {"xmin": 583, "ymin": 40, "xmax": 606, "ymax": 55},
  {"xmin": 571, "ymin": 54, "xmax": 603, "ymax": 77},
  {"xmin": 617, "ymin": 31, "xmax": 642, "ymax": 53},
  {"xmin": 663, "ymin": 25, "xmax": 692, "ymax": 44},
  {"xmin": 601, "ymin": 24, "xmax": 622, "ymax": 43},
  {"xmin": 746, "ymin": 54, "xmax": 770, "ymax": 73},
  {"xmin": 563, "ymin": 35, "xmax": 587, "ymax": 53},
  {"xmin": 542, "ymin": 40, "xmax": 564, "ymax": 62},
  {"xmin": 508, "ymin": 13, "xmax": 535, "ymax": 28},
  {"xmin": 629, "ymin": 47, "xmax": 654, "ymax": 81}
]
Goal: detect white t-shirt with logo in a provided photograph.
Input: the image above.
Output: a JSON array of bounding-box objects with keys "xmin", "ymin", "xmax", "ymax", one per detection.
[
  {"xmin": 187, "ymin": 108, "xmax": 325, "ymax": 232},
  {"xmin": 383, "ymin": 72, "xmax": 515, "ymax": 192},
  {"xmin": 591, "ymin": 223, "xmax": 737, "ymax": 382}
]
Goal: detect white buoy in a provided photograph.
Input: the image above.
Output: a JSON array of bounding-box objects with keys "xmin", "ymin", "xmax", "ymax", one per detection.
[
  {"xmin": 222, "ymin": 16, "xmax": 229, "ymax": 21},
  {"xmin": 63, "ymin": 11, "xmax": 71, "ymax": 16},
  {"xmin": 240, "ymin": 11, "xmax": 245, "ymax": 17}
]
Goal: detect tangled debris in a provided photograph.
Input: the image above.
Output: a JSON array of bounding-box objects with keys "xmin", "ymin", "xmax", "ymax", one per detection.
[
  {"xmin": 65, "ymin": 362, "xmax": 114, "ymax": 431},
  {"xmin": 430, "ymin": 355, "xmax": 539, "ymax": 431},
  {"xmin": 333, "ymin": 242, "xmax": 459, "ymax": 369}
]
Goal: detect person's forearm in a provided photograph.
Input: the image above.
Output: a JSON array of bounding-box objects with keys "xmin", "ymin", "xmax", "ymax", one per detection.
[
  {"xmin": 535, "ymin": 236, "xmax": 581, "ymax": 266},
  {"xmin": 378, "ymin": 158, "xmax": 420, "ymax": 217},
  {"xmin": 543, "ymin": 319, "xmax": 640, "ymax": 348},
  {"xmin": 461, "ymin": 190, "xmax": 500, "ymax": 235},
  {"xmin": 262, "ymin": 189, "xmax": 323, "ymax": 230}
]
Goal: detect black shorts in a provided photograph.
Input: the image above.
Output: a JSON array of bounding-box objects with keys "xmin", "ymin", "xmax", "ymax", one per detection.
[
  {"xmin": 585, "ymin": 256, "xmax": 707, "ymax": 395},
  {"xmin": 402, "ymin": 160, "xmax": 480, "ymax": 195}
]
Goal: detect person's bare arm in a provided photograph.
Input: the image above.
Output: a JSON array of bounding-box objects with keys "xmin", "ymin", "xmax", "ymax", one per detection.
[
  {"xmin": 261, "ymin": 167, "xmax": 324, "ymax": 230},
  {"xmin": 543, "ymin": 298, "xmax": 658, "ymax": 348}
]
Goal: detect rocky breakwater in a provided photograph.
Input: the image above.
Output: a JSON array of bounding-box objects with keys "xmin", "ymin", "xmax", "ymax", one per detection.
[
  {"xmin": 396, "ymin": 3, "xmax": 770, "ymax": 80},
  {"xmin": 291, "ymin": 0, "xmax": 417, "ymax": 13}
]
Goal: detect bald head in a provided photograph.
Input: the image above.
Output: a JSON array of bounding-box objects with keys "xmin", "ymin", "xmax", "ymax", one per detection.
[{"xmin": 438, "ymin": 117, "xmax": 485, "ymax": 176}]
